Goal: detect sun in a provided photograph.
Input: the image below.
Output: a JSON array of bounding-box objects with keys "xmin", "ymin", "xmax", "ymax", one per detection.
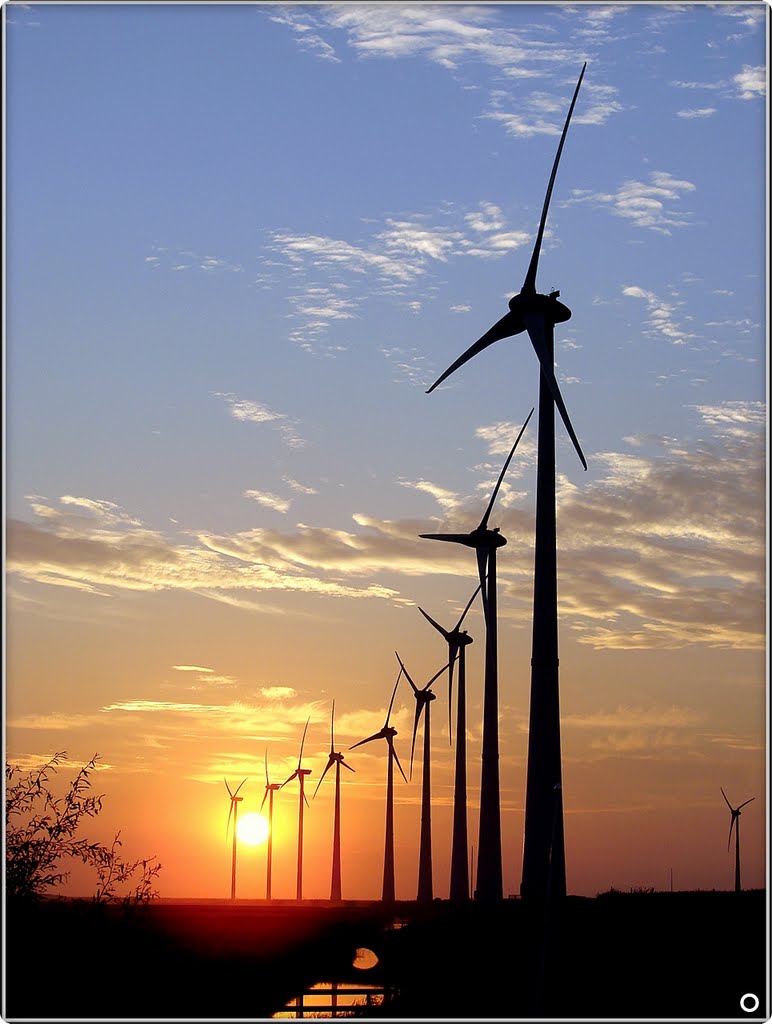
[{"xmin": 236, "ymin": 812, "xmax": 270, "ymax": 846}]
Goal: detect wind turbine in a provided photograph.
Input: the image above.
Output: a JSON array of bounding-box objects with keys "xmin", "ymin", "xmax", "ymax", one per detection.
[
  {"xmin": 396, "ymin": 651, "xmax": 449, "ymax": 903},
  {"xmin": 314, "ymin": 700, "xmax": 355, "ymax": 902},
  {"xmin": 350, "ymin": 669, "xmax": 407, "ymax": 902},
  {"xmin": 425, "ymin": 65, "xmax": 589, "ymax": 905},
  {"xmin": 224, "ymin": 777, "xmax": 247, "ymax": 900},
  {"xmin": 721, "ymin": 788, "xmax": 755, "ymax": 892},
  {"xmin": 260, "ymin": 751, "xmax": 282, "ymax": 900},
  {"xmin": 421, "ymin": 408, "xmax": 533, "ymax": 900},
  {"xmin": 418, "ymin": 581, "xmax": 481, "ymax": 900},
  {"xmin": 282, "ymin": 717, "xmax": 312, "ymax": 901}
]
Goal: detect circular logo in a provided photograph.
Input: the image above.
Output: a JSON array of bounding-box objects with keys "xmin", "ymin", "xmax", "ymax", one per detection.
[{"xmin": 740, "ymin": 993, "xmax": 760, "ymax": 1014}]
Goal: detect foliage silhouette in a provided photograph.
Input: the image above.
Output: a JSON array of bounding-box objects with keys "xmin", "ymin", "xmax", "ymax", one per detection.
[{"xmin": 5, "ymin": 750, "xmax": 161, "ymax": 904}]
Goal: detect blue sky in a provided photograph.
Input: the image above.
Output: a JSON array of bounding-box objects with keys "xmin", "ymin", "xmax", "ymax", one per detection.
[{"xmin": 4, "ymin": 3, "xmax": 768, "ymax": 899}]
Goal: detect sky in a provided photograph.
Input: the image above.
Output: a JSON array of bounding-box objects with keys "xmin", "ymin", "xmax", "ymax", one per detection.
[{"xmin": 4, "ymin": 1, "xmax": 768, "ymax": 901}]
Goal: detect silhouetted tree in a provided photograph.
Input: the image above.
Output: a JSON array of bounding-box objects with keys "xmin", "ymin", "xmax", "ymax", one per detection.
[{"xmin": 5, "ymin": 751, "xmax": 161, "ymax": 903}]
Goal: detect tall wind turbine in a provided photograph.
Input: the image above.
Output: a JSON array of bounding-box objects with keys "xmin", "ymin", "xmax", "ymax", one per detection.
[
  {"xmin": 282, "ymin": 717, "xmax": 312, "ymax": 901},
  {"xmin": 350, "ymin": 669, "xmax": 407, "ymax": 902},
  {"xmin": 314, "ymin": 700, "xmax": 355, "ymax": 902},
  {"xmin": 224, "ymin": 777, "xmax": 247, "ymax": 900},
  {"xmin": 721, "ymin": 788, "xmax": 755, "ymax": 892},
  {"xmin": 421, "ymin": 409, "xmax": 533, "ymax": 900},
  {"xmin": 260, "ymin": 751, "xmax": 281, "ymax": 900},
  {"xmin": 396, "ymin": 651, "xmax": 449, "ymax": 903},
  {"xmin": 418, "ymin": 581, "xmax": 481, "ymax": 900},
  {"xmin": 425, "ymin": 65, "xmax": 589, "ymax": 905}
]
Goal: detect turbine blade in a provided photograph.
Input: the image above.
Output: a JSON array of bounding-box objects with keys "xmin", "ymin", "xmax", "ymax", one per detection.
[
  {"xmin": 720, "ymin": 787, "xmax": 733, "ymax": 810},
  {"xmin": 728, "ymin": 815, "xmax": 736, "ymax": 853},
  {"xmin": 260, "ymin": 788, "xmax": 269, "ymax": 812},
  {"xmin": 233, "ymin": 777, "xmax": 247, "ymax": 798},
  {"xmin": 330, "ymin": 699, "xmax": 336, "ymax": 755},
  {"xmin": 341, "ymin": 759, "xmax": 355, "ymax": 773},
  {"xmin": 424, "ymin": 661, "xmax": 449, "ymax": 691},
  {"xmin": 523, "ymin": 314, "xmax": 587, "ymax": 470},
  {"xmin": 479, "ymin": 407, "xmax": 535, "ymax": 530},
  {"xmin": 264, "ymin": 749, "xmax": 269, "ymax": 787},
  {"xmin": 385, "ymin": 668, "xmax": 403, "ymax": 726},
  {"xmin": 738, "ymin": 797, "xmax": 755, "ymax": 810},
  {"xmin": 418, "ymin": 605, "xmax": 451, "ymax": 642},
  {"xmin": 454, "ymin": 581, "xmax": 483, "ymax": 632},
  {"xmin": 313, "ymin": 757, "xmax": 335, "ymax": 799},
  {"xmin": 476, "ymin": 546, "xmax": 490, "ymax": 624},
  {"xmin": 350, "ymin": 731, "xmax": 382, "ymax": 750},
  {"xmin": 425, "ymin": 311, "xmax": 524, "ymax": 394},
  {"xmin": 409, "ymin": 701, "xmax": 423, "ymax": 781},
  {"xmin": 420, "ymin": 532, "xmax": 475, "ymax": 545},
  {"xmin": 522, "ymin": 63, "xmax": 586, "ymax": 295},
  {"xmin": 280, "ymin": 770, "xmax": 297, "ymax": 789},
  {"xmin": 224, "ymin": 778, "xmax": 233, "ymax": 798},
  {"xmin": 226, "ymin": 800, "xmax": 234, "ymax": 840},
  {"xmin": 447, "ymin": 644, "xmax": 458, "ymax": 744},
  {"xmin": 298, "ymin": 716, "xmax": 310, "ymax": 767},
  {"xmin": 390, "ymin": 737, "xmax": 408, "ymax": 784},
  {"xmin": 396, "ymin": 651, "xmax": 419, "ymax": 694}
]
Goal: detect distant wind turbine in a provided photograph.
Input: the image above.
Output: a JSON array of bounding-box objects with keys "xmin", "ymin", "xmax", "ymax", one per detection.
[
  {"xmin": 396, "ymin": 651, "xmax": 449, "ymax": 903},
  {"xmin": 260, "ymin": 751, "xmax": 282, "ymax": 900},
  {"xmin": 282, "ymin": 718, "xmax": 312, "ymax": 900},
  {"xmin": 350, "ymin": 669, "xmax": 407, "ymax": 902},
  {"xmin": 721, "ymin": 788, "xmax": 755, "ymax": 892},
  {"xmin": 314, "ymin": 700, "xmax": 356, "ymax": 902},
  {"xmin": 418, "ymin": 581, "xmax": 481, "ymax": 900},
  {"xmin": 224, "ymin": 777, "xmax": 247, "ymax": 900},
  {"xmin": 425, "ymin": 65, "xmax": 589, "ymax": 906},
  {"xmin": 421, "ymin": 408, "xmax": 534, "ymax": 900}
]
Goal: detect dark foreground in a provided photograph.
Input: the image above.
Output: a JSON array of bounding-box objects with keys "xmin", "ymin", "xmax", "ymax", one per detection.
[{"xmin": 4, "ymin": 889, "xmax": 768, "ymax": 1020}]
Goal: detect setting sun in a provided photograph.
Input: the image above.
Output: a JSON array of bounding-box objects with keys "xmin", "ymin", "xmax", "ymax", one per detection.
[{"xmin": 236, "ymin": 812, "xmax": 270, "ymax": 847}]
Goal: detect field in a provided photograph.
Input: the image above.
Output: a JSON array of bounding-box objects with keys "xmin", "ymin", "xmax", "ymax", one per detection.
[{"xmin": 4, "ymin": 889, "xmax": 768, "ymax": 1020}]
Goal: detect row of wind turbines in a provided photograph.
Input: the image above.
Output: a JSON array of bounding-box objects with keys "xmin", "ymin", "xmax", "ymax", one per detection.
[{"xmin": 225, "ymin": 63, "xmax": 755, "ymax": 905}]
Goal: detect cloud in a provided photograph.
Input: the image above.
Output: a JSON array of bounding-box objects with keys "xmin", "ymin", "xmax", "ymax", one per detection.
[
  {"xmin": 214, "ymin": 392, "xmax": 307, "ymax": 450},
  {"xmin": 733, "ymin": 65, "xmax": 765, "ymax": 100},
  {"xmin": 399, "ymin": 479, "xmax": 462, "ymax": 512},
  {"xmin": 676, "ymin": 107, "xmax": 716, "ymax": 119},
  {"xmin": 568, "ymin": 171, "xmax": 696, "ymax": 235},
  {"xmin": 260, "ymin": 686, "xmax": 297, "ymax": 700},
  {"xmin": 8, "ymin": 404, "xmax": 764, "ymax": 653},
  {"xmin": 244, "ymin": 490, "xmax": 293, "ymax": 515},
  {"xmin": 173, "ymin": 665, "xmax": 213, "ymax": 673},
  {"xmin": 621, "ymin": 284, "xmax": 696, "ymax": 345},
  {"xmin": 6, "ymin": 497, "xmax": 400, "ymax": 603},
  {"xmin": 283, "ymin": 476, "xmax": 318, "ymax": 496}
]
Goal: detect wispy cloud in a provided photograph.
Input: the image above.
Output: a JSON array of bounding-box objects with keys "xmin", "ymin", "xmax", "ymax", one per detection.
[
  {"xmin": 676, "ymin": 107, "xmax": 716, "ymax": 119},
  {"xmin": 567, "ymin": 171, "xmax": 696, "ymax": 235},
  {"xmin": 214, "ymin": 392, "xmax": 307, "ymax": 450},
  {"xmin": 244, "ymin": 490, "xmax": 292, "ymax": 515},
  {"xmin": 621, "ymin": 284, "xmax": 696, "ymax": 345}
]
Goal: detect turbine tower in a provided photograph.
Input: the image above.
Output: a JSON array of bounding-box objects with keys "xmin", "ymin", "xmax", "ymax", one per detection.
[
  {"xmin": 418, "ymin": 581, "xmax": 481, "ymax": 900},
  {"xmin": 396, "ymin": 651, "xmax": 449, "ymax": 903},
  {"xmin": 350, "ymin": 669, "xmax": 407, "ymax": 902},
  {"xmin": 721, "ymin": 788, "xmax": 755, "ymax": 892},
  {"xmin": 421, "ymin": 409, "xmax": 533, "ymax": 900},
  {"xmin": 282, "ymin": 717, "xmax": 312, "ymax": 901},
  {"xmin": 426, "ymin": 64, "xmax": 588, "ymax": 905},
  {"xmin": 314, "ymin": 700, "xmax": 356, "ymax": 902},
  {"xmin": 224, "ymin": 777, "xmax": 247, "ymax": 900},
  {"xmin": 260, "ymin": 751, "xmax": 282, "ymax": 900}
]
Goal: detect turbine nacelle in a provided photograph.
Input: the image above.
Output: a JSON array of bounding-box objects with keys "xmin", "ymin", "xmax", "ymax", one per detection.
[{"xmin": 508, "ymin": 289, "xmax": 573, "ymax": 326}]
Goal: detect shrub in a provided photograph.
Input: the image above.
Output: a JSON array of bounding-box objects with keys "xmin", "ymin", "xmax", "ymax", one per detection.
[{"xmin": 5, "ymin": 750, "xmax": 161, "ymax": 904}]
